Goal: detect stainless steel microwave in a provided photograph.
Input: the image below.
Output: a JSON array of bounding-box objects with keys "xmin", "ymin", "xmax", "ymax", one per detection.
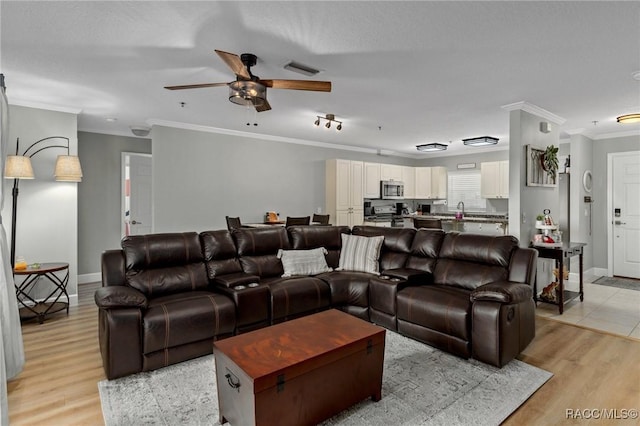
[{"xmin": 381, "ymin": 180, "xmax": 404, "ymax": 199}]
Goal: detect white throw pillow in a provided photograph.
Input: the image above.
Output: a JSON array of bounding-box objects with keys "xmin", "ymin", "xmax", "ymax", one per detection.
[
  {"xmin": 337, "ymin": 234, "xmax": 384, "ymax": 275},
  {"xmin": 277, "ymin": 247, "xmax": 333, "ymax": 277}
]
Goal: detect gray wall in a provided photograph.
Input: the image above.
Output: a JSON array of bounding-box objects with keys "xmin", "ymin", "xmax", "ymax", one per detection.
[
  {"xmin": 567, "ymin": 134, "xmax": 594, "ymax": 271},
  {"xmin": 508, "ymin": 110, "xmax": 561, "ymax": 245},
  {"xmin": 1, "ymin": 105, "xmax": 79, "ymax": 300},
  {"xmin": 151, "ymin": 125, "xmax": 413, "ymax": 233},
  {"xmin": 592, "ymin": 134, "xmax": 640, "ymax": 270},
  {"xmin": 77, "ymin": 131, "xmax": 151, "ymax": 275}
]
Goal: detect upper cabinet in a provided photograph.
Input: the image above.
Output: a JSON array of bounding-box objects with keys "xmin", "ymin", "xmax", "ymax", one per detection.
[
  {"xmin": 481, "ymin": 160, "xmax": 509, "ymax": 199},
  {"xmin": 363, "ymin": 162, "xmax": 381, "ymax": 199},
  {"xmin": 415, "ymin": 166, "xmax": 447, "ymax": 199},
  {"xmin": 380, "ymin": 164, "xmax": 403, "ymax": 181},
  {"xmin": 431, "ymin": 167, "xmax": 447, "ymax": 199},
  {"xmin": 402, "ymin": 166, "xmax": 416, "ymax": 199}
]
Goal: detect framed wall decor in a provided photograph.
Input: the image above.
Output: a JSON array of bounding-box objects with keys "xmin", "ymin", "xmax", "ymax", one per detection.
[{"xmin": 526, "ymin": 144, "xmax": 557, "ymax": 187}]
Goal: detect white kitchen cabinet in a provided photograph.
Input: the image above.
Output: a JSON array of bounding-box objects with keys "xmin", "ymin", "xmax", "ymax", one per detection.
[
  {"xmin": 380, "ymin": 164, "xmax": 403, "ymax": 182},
  {"xmin": 415, "ymin": 166, "xmax": 447, "ymax": 199},
  {"xmin": 402, "ymin": 166, "xmax": 415, "ymax": 199},
  {"xmin": 326, "ymin": 159, "xmax": 364, "ymax": 227},
  {"xmin": 364, "ymin": 162, "xmax": 381, "ymax": 199},
  {"xmin": 481, "ymin": 160, "xmax": 509, "ymax": 198},
  {"xmin": 431, "ymin": 167, "xmax": 447, "ymax": 199},
  {"xmin": 414, "ymin": 167, "xmax": 433, "ymax": 198}
]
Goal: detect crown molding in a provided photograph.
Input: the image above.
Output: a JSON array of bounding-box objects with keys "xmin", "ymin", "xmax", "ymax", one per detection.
[
  {"xmin": 592, "ymin": 129, "xmax": 640, "ymax": 140},
  {"xmin": 501, "ymin": 101, "xmax": 566, "ymax": 125},
  {"xmin": 9, "ymin": 99, "xmax": 82, "ymax": 115},
  {"xmin": 146, "ymin": 118, "xmax": 414, "ymax": 157}
]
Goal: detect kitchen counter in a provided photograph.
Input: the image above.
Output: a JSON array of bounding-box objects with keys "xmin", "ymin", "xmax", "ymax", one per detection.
[
  {"xmin": 405, "ymin": 213, "xmax": 508, "ymax": 224},
  {"xmin": 402, "ymin": 213, "xmax": 509, "ymax": 235}
]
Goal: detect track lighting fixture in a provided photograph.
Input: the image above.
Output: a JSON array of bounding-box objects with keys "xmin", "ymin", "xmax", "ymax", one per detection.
[{"xmin": 314, "ymin": 113, "xmax": 343, "ymax": 131}]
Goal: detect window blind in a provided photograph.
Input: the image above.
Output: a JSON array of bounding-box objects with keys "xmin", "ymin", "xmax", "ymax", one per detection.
[{"xmin": 447, "ymin": 171, "xmax": 486, "ymax": 211}]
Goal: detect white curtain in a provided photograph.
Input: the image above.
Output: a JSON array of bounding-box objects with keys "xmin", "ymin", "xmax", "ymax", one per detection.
[{"xmin": 0, "ymin": 75, "xmax": 25, "ymax": 425}]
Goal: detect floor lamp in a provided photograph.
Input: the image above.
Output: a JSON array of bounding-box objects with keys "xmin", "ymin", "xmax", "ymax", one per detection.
[{"xmin": 3, "ymin": 136, "xmax": 83, "ymax": 268}]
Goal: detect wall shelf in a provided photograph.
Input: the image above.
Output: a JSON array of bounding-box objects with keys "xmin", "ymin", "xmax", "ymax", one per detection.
[{"xmin": 526, "ymin": 145, "xmax": 557, "ymax": 187}]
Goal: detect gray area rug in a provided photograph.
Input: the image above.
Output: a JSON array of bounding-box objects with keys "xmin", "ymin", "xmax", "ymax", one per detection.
[
  {"xmin": 593, "ymin": 276, "xmax": 640, "ymax": 291},
  {"xmin": 99, "ymin": 331, "xmax": 551, "ymax": 426}
]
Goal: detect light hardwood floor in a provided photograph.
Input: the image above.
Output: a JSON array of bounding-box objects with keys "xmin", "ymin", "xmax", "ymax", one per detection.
[{"xmin": 8, "ymin": 282, "xmax": 640, "ymax": 425}]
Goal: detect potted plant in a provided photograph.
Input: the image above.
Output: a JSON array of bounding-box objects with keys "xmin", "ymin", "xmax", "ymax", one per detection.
[
  {"xmin": 540, "ymin": 145, "xmax": 559, "ymax": 182},
  {"xmin": 535, "ymin": 214, "xmax": 544, "ymax": 227}
]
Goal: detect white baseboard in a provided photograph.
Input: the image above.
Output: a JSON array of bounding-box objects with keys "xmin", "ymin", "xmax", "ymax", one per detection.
[
  {"xmin": 20, "ymin": 294, "xmax": 78, "ymax": 307},
  {"xmin": 590, "ymin": 267, "xmax": 608, "ymax": 277},
  {"xmin": 78, "ymin": 272, "xmax": 101, "ymax": 284}
]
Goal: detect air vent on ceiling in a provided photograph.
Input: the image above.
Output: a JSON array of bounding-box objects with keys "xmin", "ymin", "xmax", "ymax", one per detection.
[{"xmin": 283, "ymin": 61, "xmax": 320, "ymax": 76}]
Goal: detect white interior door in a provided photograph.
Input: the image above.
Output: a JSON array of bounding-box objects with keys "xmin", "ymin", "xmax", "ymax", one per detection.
[
  {"xmin": 123, "ymin": 153, "xmax": 153, "ymax": 236},
  {"xmin": 612, "ymin": 152, "xmax": 640, "ymax": 278}
]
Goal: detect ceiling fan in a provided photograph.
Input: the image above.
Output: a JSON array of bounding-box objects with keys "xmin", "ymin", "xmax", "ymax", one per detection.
[{"xmin": 164, "ymin": 50, "xmax": 332, "ymax": 112}]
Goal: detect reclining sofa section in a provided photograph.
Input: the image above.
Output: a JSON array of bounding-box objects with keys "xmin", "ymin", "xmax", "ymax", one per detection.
[{"xmin": 95, "ymin": 225, "xmax": 538, "ymax": 379}]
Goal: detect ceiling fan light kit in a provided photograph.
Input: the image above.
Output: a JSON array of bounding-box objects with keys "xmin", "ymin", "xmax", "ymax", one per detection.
[
  {"xmin": 462, "ymin": 136, "xmax": 499, "ymax": 146},
  {"xmin": 616, "ymin": 113, "xmax": 640, "ymax": 124},
  {"xmin": 315, "ymin": 113, "xmax": 342, "ymax": 131},
  {"xmin": 416, "ymin": 143, "xmax": 448, "ymax": 152},
  {"xmin": 228, "ymin": 80, "xmax": 267, "ymax": 107}
]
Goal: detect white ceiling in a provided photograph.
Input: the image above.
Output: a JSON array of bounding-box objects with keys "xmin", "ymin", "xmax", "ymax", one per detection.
[{"xmin": 2, "ymin": 1, "xmax": 639, "ymax": 157}]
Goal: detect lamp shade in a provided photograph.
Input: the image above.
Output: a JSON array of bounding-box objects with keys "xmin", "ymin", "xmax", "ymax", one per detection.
[
  {"xmin": 54, "ymin": 155, "xmax": 83, "ymax": 182},
  {"xmin": 4, "ymin": 155, "xmax": 35, "ymax": 179}
]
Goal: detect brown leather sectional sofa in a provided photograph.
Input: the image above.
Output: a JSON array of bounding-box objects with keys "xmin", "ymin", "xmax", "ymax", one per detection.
[{"xmin": 95, "ymin": 225, "xmax": 538, "ymax": 379}]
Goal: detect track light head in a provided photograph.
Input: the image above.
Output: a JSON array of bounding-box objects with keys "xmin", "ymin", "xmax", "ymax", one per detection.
[
  {"xmin": 325, "ymin": 121, "xmax": 331, "ymax": 129},
  {"xmin": 314, "ymin": 118, "xmax": 320, "ymax": 126},
  {"xmin": 336, "ymin": 123, "xmax": 342, "ymax": 131}
]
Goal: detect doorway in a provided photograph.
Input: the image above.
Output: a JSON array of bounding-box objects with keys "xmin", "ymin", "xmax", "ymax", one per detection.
[
  {"xmin": 608, "ymin": 151, "xmax": 640, "ymax": 279},
  {"xmin": 121, "ymin": 153, "xmax": 153, "ymax": 237}
]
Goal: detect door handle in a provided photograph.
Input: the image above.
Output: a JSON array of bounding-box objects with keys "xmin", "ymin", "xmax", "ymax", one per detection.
[
  {"xmin": 131, "ymin": 220, "xmax": 143, "ymax": 225},
  {"xmin": 614, "ymin": 220, "xmax": 626, "ymax": 225}
]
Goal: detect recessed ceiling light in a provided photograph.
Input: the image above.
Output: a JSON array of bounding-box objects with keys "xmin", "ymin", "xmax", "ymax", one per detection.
[{"xmin": 105, "ymin": 117, "xmax": 117, "ymax": 122}]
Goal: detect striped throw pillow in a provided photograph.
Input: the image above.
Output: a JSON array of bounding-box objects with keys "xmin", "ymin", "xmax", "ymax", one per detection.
[
  {"xmin": 277, "ymin": 247, "xmax": 333, "ymax": 277},
  {"xmin": 337, "ymin": 234, "xmax": 384, "ymax": 275}
]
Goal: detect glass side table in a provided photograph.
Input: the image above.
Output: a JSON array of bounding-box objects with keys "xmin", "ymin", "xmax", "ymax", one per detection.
[{"xmin": 14, "ymin": 262, "xmax": 70, "ymax": 324}]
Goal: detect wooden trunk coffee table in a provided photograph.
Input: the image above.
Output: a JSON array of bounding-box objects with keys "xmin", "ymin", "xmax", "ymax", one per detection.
[{"xmin": 213, "ymin": 309, "xmax": 386, "ymax": 426}]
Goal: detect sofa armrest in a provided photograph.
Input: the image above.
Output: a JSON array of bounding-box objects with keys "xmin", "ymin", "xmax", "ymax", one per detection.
[
  {"xmin": 382, "ymin": 268, "xmax": 434, "ymax": 285},
  {"xmin": 508, "ymin": 247, "xmax": 538, "ymax": 285},
  {"xmin": 95, "ymin": 286, "xmax": 148, "ymax": 309},
  {"xmin": 213, "ymin": 272, "xmax": 261, "ymax": 288},
  {"xmin": 102, "ymin": 249, "xmax": 127, "ymax": 287},
  {"xmin": 470, "ymin": 281, "xmax": 532, "ymax": 304}
]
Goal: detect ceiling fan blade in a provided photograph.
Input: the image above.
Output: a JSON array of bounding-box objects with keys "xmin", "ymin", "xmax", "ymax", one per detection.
[
  {"xmin": 215, "ymin": 49, "xmax": 250, "ymax": 79},
  {"xmin": 256, "ymin": 100, "xmax": 271, "ymax": 112},
  {"xmin": 260, "ymin": 79, "xmax": 331, "ymax": 92},
  {"xmin": 164, "ymin": 82, "xmax": 228, "ymax": 90}
]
